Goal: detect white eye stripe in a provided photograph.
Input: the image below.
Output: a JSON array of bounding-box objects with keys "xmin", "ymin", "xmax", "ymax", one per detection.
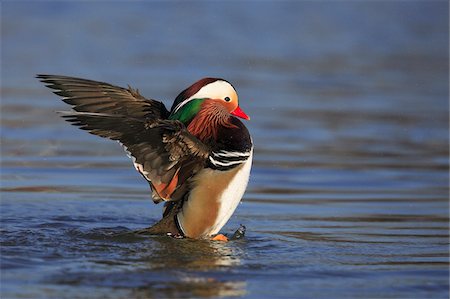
[
  {"xmin": 209, "ymin": 156, "xmax": 245, "ymax": 167},
  {"xmin": 173, "ymin": 97, "xmax": 195, "ymax": 114},
  {"xmin": 212, "ymin": 151, "xmax": 251, "ymax": 158}
]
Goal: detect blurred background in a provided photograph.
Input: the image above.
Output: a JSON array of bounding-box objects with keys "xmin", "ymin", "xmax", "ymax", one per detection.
[{"xmin": 1, "ymin": 1, "xmax": 449, "ymax": 299}]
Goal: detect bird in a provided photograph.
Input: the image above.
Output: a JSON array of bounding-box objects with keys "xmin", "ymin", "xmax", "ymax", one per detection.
[{"xmin": 37, "ymin": 75, "xmax": 253, "ymax": 241}]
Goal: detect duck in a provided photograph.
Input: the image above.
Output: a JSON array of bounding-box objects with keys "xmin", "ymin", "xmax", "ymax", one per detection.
[{"xmin": 37, "ymin": 75, "xmax": 253, "ymax": 241}]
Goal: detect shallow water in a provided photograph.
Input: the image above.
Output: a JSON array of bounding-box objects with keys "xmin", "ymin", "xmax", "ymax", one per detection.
[{"xmin": 1, "ymin": 2, "xmax": 449, "ymax": 299}]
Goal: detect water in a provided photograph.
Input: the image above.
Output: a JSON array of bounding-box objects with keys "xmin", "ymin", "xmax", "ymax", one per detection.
[{"xmin": 1, "ymin": 2, "xmax": 449, "ymax": 298}]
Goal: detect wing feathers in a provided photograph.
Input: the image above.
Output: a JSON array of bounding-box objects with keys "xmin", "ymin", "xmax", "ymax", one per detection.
[
  {"xmin": 39, "ymin": 75, "xmax": 209, "ymax": 203},
  {"xmin": 60, "ymin": 111, "xmax": 209, "ymax": 202},
  {"xmin": 37, "ymin": 74, "xmax": 170, "ymax": 119}
]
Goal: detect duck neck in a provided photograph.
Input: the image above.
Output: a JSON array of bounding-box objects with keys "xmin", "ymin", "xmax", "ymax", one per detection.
[{"xmin": 187, "ymin": 100, "xmax": 236, "ymax": 142}]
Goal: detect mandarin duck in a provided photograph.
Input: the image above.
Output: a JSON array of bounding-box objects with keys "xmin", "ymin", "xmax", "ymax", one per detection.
[{"xmin": 37, "ymin": 75, "xmax": 253, "ymax": 241}]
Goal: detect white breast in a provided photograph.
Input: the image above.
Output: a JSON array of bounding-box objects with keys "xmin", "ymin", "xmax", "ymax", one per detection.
[
  {"xmin": 177, "ymin": 149, "xmax": 253, "ymax": 238},
  {"xmin": 207, "ymin": 149, "xmax": 253, "ymax": 235}
]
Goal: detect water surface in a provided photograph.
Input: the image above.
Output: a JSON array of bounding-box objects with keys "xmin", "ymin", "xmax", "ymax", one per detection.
[{"xmin": 1, "ymin": 2, "xmax": 449, "ymax": 298}]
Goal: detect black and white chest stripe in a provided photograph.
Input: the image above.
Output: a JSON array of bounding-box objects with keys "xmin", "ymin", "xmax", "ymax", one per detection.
[{"xmin": 208, "ymin": 149, "xmax": 252, "ymax": 171}]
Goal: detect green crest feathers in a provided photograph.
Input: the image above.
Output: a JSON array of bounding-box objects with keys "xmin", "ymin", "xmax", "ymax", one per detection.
[{"xmin": 169, "ymin": 98, "xmax": 204, "ymax": 124}]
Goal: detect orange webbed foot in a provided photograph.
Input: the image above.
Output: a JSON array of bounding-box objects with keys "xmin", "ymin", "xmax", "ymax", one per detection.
[{"xmin": 211, "ymin": 234, "xmax": 229, "ymax": 242}]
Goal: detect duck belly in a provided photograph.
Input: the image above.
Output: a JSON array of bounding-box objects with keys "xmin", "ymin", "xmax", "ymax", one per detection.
[{"xmin": 177, "ymin": 151, "xmax": 253, "ymax": 238}]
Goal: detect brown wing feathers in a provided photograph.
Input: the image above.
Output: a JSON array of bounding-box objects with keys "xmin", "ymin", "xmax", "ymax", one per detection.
[
  {"xmin": 37, "ymin": 74, "xmax": 170, "ymax": 119},
  {"xmin": 38, "ymin": 75, "xmax": 208, "ymax": 203}
]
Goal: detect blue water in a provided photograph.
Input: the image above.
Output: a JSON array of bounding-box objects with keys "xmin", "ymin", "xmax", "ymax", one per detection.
[{"xmin": 1, "ymin": 2, "xmax": 449, "ymax": 298}]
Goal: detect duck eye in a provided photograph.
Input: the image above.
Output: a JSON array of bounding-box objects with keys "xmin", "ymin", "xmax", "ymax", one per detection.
[{"xmin": 224, "ymin": 97, "xmax": 231, "ymax": 102}]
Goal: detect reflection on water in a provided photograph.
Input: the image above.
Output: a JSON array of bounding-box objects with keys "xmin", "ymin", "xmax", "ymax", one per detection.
[
  {"xmin": 128, "ymin": 237, "xmax": 246, "ymax": 298},
  {"xmin": 1, "ymin": 1, "xmax": 449, "ymax": 299},
  {"xmin": 2, "ymin": 223, "xmax": 247, "ymax": 298}
]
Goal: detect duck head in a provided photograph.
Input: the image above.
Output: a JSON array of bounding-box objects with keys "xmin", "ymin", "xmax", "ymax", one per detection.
[{"xmin": 169, "ymin": 78, "xmax": 250, "ymax": 124}]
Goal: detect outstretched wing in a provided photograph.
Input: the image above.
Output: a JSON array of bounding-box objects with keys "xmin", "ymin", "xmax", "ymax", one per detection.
[
  {"xmin": 38, "ymin": 74, "xmax": 208, "ymax": 203},
  {"xmin": 61, "ymin": 112, "xmax": 209, "ymax": 203},
  {"xmin": 36, "ymin": 74, "xmax": 170, "ymax": 119}
]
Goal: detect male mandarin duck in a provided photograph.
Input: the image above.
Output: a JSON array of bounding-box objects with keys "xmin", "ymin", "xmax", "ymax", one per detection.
[{"xmin": 37, "ymin": 75, "xmax": 253, "ymax": 241}]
